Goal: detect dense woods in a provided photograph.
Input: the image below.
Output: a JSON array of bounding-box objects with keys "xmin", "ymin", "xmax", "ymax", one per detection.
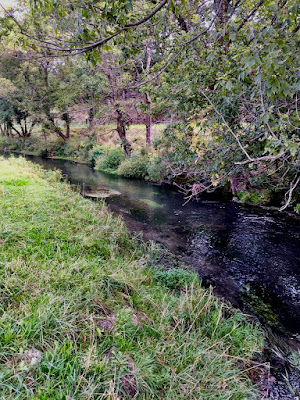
[{"xmin": 0, "ymin": 0, "xmax": 299, "ymax": 210}]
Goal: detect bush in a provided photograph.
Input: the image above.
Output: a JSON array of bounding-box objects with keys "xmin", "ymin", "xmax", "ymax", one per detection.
[
  {"xmin": 37, "ymin": 148, "xmax": 49, "ymax": 158},
  {"xmin": 295, "ymin": 204, "xmax": 300, "ymax": 214},
  {"xmin": 147, "ymin": 155, "xmax": 170, "ymax": 182},
  {"xmin": 118, "ymin": 153, "xmax": 149, "ymax": 178},
  {"xmin": 96, "ymin": 148, "xmax": 125, "ymax": 171},
  {"xmin": 88, "ymin": 147, "xmax": 104, "ymax": 167}
]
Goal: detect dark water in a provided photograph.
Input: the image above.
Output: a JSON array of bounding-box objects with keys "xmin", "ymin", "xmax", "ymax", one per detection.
[{"xmin": 28, "ymin": 156, "xmax": 300, "ymax": 346}]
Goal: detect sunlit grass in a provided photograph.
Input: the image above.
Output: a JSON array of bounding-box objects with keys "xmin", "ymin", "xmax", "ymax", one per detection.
[{"xmin": 0, "ymin": 157, "xmax": 264, "ymax": 399}]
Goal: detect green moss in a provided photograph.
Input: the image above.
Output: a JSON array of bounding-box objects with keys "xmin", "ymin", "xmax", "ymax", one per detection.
[{"xmin": 242, "ymin": 282, "xmax": 287, "ymax": 333}]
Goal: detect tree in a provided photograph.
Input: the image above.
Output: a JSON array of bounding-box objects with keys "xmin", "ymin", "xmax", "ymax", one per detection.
[{"xmin": 2, "ymin": 0, "xmax": 300, "ymax": 208}]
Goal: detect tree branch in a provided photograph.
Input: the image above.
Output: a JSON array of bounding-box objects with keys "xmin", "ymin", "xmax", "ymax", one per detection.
[
  {"xmin": 235, "ymin": 152, "xmax": 287, "ymax": 165},
  {"xmin": 1, "ymin": 0, "xmax": 169, "ymax": 54},
  {"xmin": 237, "ymin": 0, "xmax": 265, "ymax": 31},
  {"xmin": 279, "ymin": 174, "xmax": 300, "ymax": 211}
]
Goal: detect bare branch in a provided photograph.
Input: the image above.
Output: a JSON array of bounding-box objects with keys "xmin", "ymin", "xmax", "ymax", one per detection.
[
  {"xmin": 130, "ymin": 14, "xmax": 218, "ymax": 89},
  {"xmin": 279, "ymin": 174, "xmax": 300, "ymax": 211},
  {"xmin": 235, "ymin": 152, "xmax": 287, "ymax": 165}
]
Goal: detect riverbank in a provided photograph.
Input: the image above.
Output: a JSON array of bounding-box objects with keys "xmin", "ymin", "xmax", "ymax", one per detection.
[
  {"xmin": 0, "ymin": 156, "xmax": 266, "ymax": 399},
  {"xmin": 1, "ymin": 132, "xmax": 299, "ymax": 212}
]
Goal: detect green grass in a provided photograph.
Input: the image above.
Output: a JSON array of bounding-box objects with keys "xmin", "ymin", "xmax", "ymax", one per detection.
[{"xmin": 0, "ymin": 157, "xmax": 264, "ymax": 399}]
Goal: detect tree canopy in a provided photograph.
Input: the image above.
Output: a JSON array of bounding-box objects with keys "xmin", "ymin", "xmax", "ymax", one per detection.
[{"xmin": 0, "ymin": 0, "xmax": 299, "ymax": 209}]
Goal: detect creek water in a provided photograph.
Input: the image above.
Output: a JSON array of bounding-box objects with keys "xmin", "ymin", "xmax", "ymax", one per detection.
[{"xmin": 27, "ymin": 156, "xmax": 300, "ymax": 349}]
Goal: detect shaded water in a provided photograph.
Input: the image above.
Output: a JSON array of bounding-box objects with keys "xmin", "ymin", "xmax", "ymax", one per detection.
[{"xmin": 28, "ymin": 156, "xmax": 300, "ymax": 346}]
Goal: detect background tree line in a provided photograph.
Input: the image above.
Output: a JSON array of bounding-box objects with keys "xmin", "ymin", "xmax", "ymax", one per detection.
[{"xmin": 0, "ymin": 0, "xmax": 299, "ymax": 210}]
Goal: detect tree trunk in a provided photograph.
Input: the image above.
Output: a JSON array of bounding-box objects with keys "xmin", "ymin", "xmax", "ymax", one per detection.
[
  {"xmin": 0, "ymin": 124, "xmax": 5, "ymax": 136},
  {"xmin": 55, "ymin": 125, "xmax": 68, "ymax": 141},
  {"xmin": 102, "ymin": 51, "xmax": 132, "ymax": 155},
  {"xmin": 88, "ymin": 106, "xmax": 95, "ymax": 133},
  {"xmin": 145, "ymin": 92, "xmax": 152, "ymax": 147},
  {"xmin": 144, "ymin": 41, "xmax": 153, "ymax": 146},
  {"xmin": 116, "ymin": 107, "xmax": 132, "ymax": 156},
  {"xmin": 62, "ymin": 112, "xmax": 70, "ymax": 139},
  {"xmin": 214, "ymin": 0, "xmax": 230, "ymax": 50},
  {"xmin": 45, "ymin": 109, "xmax": 68, "ymax": 141},
  {"xmin": 27, "ymin": 120, "xmax": 36, "ymax": 137},
  {"xmin": 11, "ymin": 125, "xmax": 22, "ymax": 137}
]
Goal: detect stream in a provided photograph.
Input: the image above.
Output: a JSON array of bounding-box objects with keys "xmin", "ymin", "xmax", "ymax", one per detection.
[{"xmin": 26, "ymin": 156, "xmax": 300, "ymax": 350}]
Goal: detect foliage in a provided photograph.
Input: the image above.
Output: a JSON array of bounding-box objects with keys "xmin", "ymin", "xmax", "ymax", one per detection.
[
  {"xmin": 118, "ymin": 152, "xmax": 149, "ymax": 179},
  {"xmin": 96, "ymin": 147, "xmax": 125, "ymax": 171},
  {"xmin": 88, "ymin": 146, "xmax": 104, "ymax": 167},
  {"xmin": 147, "ymin": 154, "xmax": 169, "ymax": 182},
  {"xmin": 0, "ymin": 157, "xmax": 264, "ymax": 399},
  {"xmin": 237, "ymin": 190, "xmax": 272, "ymax": 206},
  {"xmin": 0, "ymin": 0, "xmax": 299, "ymax": 208}
]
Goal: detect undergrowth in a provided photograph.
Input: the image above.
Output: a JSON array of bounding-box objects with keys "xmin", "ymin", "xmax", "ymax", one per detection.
[
  {"xmin": 118, "ymin": 153, "xmax": 149, "ymax": 179},
  {"xmin": 0, "ymin": 157, "xmax": 264, "ymax": 399}
]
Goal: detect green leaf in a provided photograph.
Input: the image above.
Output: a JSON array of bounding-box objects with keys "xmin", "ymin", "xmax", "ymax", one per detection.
[
  {"xmin": 263, "ymin": 114, "xmax": 270, "ymax": 123},
  {"xmin": 226, "ymin": 80, "xmax": 233, "ymax": 90}
]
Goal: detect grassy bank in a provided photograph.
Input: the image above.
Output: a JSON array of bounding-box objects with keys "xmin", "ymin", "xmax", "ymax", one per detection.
[{"xmin": 0, "ymin": 157, "xmax": 264, "ymax": 399}]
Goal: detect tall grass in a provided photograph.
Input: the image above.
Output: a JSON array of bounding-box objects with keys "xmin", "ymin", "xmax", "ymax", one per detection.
[{"xmin": 0, "ymin": 157, "xmax": 264, "ymax": 399}]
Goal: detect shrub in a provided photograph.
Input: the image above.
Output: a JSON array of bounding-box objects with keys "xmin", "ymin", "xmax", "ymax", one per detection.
[
  {"xmin": 88, "ymin": 147, "xmax": 104, "ymax": 167},
  {"xmin": 96, "ymin": 148, "xmax": 125, "ymax": 171},
  {"xmin": 118, "ymin": 153, "xmax": 149, "ymax": 179},
  {"xmin": 295, "ymin": 204, "xmax": 300, "ymax": 214},
  {"xmin": 147, "ymin": 155, "xmax": 170, "ymax": 182},
  {"xmin": 38, "ymin": 148, "xmax": 49, "ymax": 158}
]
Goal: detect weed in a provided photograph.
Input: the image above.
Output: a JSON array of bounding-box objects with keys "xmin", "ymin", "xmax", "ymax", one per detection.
[{"xmin": 154, "ymin": 268, "xmax": 197, "ymax": 290}]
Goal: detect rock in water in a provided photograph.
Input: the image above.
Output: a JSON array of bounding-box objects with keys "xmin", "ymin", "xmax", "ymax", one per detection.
[{"xmin": 84, "ymin": 189, "xmax": 121, "ymax": 199}]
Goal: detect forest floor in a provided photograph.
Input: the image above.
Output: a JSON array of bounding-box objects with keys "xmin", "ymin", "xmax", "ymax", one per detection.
[{"xmin": 0, "ymin": 156, "xmax": 266, "ymax": 399}]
